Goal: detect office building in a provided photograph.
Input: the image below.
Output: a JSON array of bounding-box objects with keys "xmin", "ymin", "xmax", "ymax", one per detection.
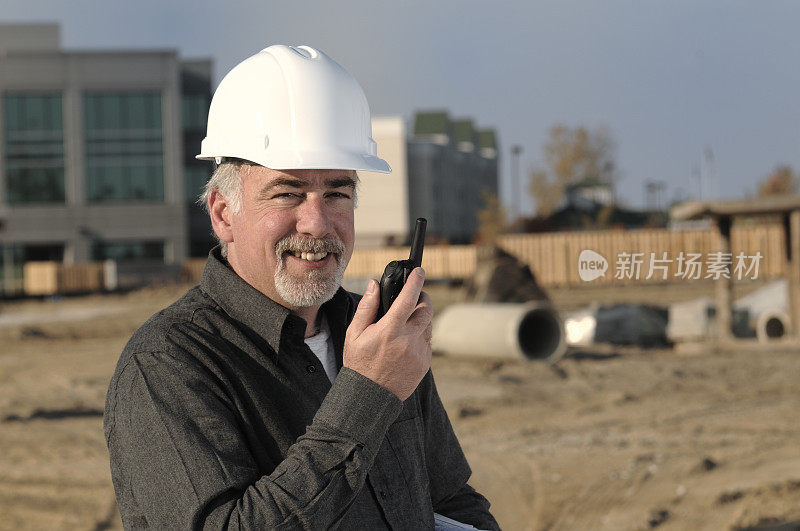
[
  {"xmin": 407, "ymin": 111, "xmax": 499, "ymax": 243},
  {"xmin": 0, "ymin": 23, "xmax": 213, "ymax": 291},
  {"xmin": 0, "ymin": 23, "xmax": 500, "ymax": 295},
  {"xmin": 356, "ymin": 112, "xmax": 499, "ymax": 247}
]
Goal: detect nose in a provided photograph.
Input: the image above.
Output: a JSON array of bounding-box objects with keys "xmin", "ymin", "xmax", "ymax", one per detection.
[{"xmin": 295, "ymin": 193, "xmax": 333, "ymax": 238}]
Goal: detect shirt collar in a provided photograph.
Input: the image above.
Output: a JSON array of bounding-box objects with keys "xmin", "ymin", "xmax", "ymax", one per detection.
[{"xmin": 199, "ymin": 246, "xmax": 354, "ymax": 356}]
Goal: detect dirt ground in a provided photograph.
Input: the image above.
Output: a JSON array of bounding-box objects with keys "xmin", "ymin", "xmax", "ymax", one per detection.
[{"xmin": 1, "ymin": 282, "xmax": 799, "ymax": 530}]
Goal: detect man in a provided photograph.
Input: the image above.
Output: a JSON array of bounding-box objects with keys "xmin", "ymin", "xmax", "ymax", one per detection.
[{"xmin": 104, "ymin": 45, "xmax": 499, "ymax": 530}]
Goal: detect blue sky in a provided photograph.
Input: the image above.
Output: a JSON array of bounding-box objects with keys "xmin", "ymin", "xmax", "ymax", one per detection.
[{"xmin": 3, "ymin": 0, "xmax": 799, "ymax": 214}]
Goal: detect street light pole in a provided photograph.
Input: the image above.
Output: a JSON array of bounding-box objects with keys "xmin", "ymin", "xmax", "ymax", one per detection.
[{"xmin": 511, "ymin": 145, "xmax": 523, "ymax": 223}]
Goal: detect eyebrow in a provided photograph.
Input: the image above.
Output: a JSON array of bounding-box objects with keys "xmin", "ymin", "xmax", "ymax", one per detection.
[
  {"xmin": 325, "ymin": 177, "xmax": 358, "ymax": 190},
  {"xmin": 258, "ymin": 176, "xmax": 357, "ymax": 198}
]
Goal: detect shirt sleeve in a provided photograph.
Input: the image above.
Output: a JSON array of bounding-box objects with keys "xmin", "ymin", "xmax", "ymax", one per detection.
[
  {"xmin": 105, "ymin": 351, "xmax": 402, "ymax": 530},
  {"xmin": 420, "ymin": 370, "xmax": 501, "ymax": 531}
]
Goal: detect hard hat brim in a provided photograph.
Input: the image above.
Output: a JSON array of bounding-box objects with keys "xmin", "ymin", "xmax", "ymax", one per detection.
[{"xmin": 197, "ymin": 147, "xmax": 392, "ymax": 174}]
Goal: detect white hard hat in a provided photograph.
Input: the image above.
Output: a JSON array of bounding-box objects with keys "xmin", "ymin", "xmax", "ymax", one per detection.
[{"xmin": 197, "ymin": 45, "xmax": 391, "ymax": 173}]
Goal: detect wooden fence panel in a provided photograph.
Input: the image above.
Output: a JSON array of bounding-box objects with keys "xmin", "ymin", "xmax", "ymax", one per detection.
[
  {"xmin": 492, "ymin": 223, "xmax": 785, "ymax": 287},
  {"xmin": 23, "ymin": 262, "xmax": 104, "ymax": 295},
  {"xmin": 23, "ymin": 262, "xmax": 59, "ymax": 296},
  {"xmin": 162, "ymin": 225, "xmax": 793, "ymax": 291},
  {"xmin": 23, "ymin": 226, "xmax": 782, "ymax": 296},
  {"xmin": 179, "ymin": 225, "xmax": 787, "ymax": 289}
]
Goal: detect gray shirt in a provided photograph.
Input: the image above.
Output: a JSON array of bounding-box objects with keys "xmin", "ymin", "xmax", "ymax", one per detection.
[{"xmin": 103, "ymin": 247, "xmax": 499, "ymax": 530}]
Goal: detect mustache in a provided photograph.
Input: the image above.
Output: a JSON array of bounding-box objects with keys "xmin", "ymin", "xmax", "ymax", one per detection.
[{"xmin": 275, "ymin": 234, "xmax": 345, "ymax": 258}]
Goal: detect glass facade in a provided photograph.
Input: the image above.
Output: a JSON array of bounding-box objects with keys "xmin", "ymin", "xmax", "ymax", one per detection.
[
  {"xmin": 84, "ymin": 92, "xmax": 164, "ymax": 202},
  {"xmin": 182, "ymin": 87, "xmax": 215, "ymax": 258},
  {"xmin": 3, "ymin": 94, "xmax": 65, "ymax": 204},
  {"xmin": 184, "ymin": 165, "xmax": 211, "ymax": 202},
  {"xmin": 182, "ymin": 93, "xmax": 211, "ymax": 202},
  {"xmin": 0, "ymin": 243, "xmax": 64, "ymax": 265},
  {"xmin": 182, "ymin": 94, "xmax": 208, "ymax": 130},
  {"xmin": 91, "ymin": 240, "xmax": 164, "ymax": 262}
]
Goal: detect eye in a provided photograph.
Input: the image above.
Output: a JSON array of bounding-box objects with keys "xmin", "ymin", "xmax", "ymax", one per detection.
[{"xmin": 326, "ymin": 191, "xmax": 352, "ymax": 199}]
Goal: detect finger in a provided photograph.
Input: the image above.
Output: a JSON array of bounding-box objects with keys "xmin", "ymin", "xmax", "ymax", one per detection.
[
  {"xmin": 348, "ymin": 279, "xmax": 380, "ymax": 337},
  {"xmin": 407, "ymin": 291, "xmax": 434, "ymax": 332},
  {"xmin": 417, "ymin": 290, "xmax": 433, "ymax": 309},
  {"xmin": 419, "ymin": 341, "xmax": 433, "ymax": 372},
  {"xmin": 385, "ymin": 267, "xmax": 425, "ymax": 324}
]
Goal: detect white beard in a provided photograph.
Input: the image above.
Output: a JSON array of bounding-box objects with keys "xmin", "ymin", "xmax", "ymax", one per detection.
[
  {"xmin": 274, "ymin": 258, "xmax": 346, "ymax": 307},
  {"xmin": 273, "ymin": 234, "xmax": 347, "ymax": 308}
]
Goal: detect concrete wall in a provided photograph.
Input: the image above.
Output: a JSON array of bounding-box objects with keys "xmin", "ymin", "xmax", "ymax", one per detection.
[
  {"xmin": 0, "ymin": 24, "xmax": 60, "ymax": 52},
  {"xmin": 354, "ymin": 116, "xmax": 410, "ymax": 247}
]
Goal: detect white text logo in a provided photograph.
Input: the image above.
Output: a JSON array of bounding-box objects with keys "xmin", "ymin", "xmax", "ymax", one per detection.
[{"xmin": 578, "ymin": 249, "xmax": 609, "ymax": 281}]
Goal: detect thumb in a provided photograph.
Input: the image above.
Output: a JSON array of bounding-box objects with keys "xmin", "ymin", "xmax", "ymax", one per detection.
[{"xmin": 349, "ymin": 279, "xmax": 380, "ymax": 336}]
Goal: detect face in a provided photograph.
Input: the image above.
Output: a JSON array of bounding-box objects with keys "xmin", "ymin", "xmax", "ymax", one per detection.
[{"xmin": 217, "ymin": 166, "xmax": 356, "ymax": 311}]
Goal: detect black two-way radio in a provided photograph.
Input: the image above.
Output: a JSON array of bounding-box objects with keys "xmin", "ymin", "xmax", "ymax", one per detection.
[{"xmin": 376, "ymin": 218, "xmax": 427, "ymax": 321}]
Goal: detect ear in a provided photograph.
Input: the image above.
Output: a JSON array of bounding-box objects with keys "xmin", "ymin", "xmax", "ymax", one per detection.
[{"xmin": 208, "ymin": 189, "xmax": 234, "ymax": 244}]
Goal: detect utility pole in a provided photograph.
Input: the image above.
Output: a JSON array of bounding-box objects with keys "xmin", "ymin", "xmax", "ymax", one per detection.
[
  {"xmin": 510, "ymin": 145, "xmax": 523, "ymax": 223},
  {"xmin": 654, "ymin": 181, "xmax": 666, "ymax": 211},
  {"xmin": 699, "ymin": 146, "xmax": 716, "ymax": 201},
  {"xmin": 0, "ymin": 218, "xmax": 9, "ymax": 296},
  {"xmin": 645, "ymin": 181, "xmax": 656, "ymax": 210},
  {"xmin": 703, "ymin": 147, "xmax": 716, "ymax": 200},
  {"xmin": 693, "ymin": 164, "xmax": 702, "ymax": 200}
]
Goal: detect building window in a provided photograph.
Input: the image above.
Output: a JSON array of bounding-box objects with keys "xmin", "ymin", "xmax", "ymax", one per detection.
[
  {"xmin": 84, "ymin": 92, "xmax": 164, "ymax": 202},
  {"xmin": 3, "ymin": 94, "xmax": 65, "ymax": 204},
  {"xmin": 184, "ymin": 164, "xmax": 210, "ymax": 202},
  {"xmin": 182, "ymin": 94, "xmax": 208, "ymax": 131},
  {"xmin": 91, "ymin": 240, "xmax": 164, "ymax": 262},
  {"xmin": 0, "ymin": 243, "xmax": 64, "ymax": 263}
]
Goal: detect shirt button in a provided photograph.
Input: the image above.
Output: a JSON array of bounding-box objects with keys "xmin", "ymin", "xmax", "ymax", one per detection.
[
  {"xmin": 379, "ymin": 490, "xmax": 388, "ymax": 499},
  {"xmin": 306, "ymin": 364, "xmax": 317, "ymax": 374}
]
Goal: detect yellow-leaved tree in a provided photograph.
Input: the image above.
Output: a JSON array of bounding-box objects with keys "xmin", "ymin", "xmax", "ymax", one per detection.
[
  {"xmin": 758, "ymin": 165, "xmax": 797, "ymax": 197},
  {"xmin": 474, "ymin": 190, "xmax": 507, "ymax": 245},
  {"xmin": 529, "ymin": 124, "xmax": 618, "ymax": 217}
]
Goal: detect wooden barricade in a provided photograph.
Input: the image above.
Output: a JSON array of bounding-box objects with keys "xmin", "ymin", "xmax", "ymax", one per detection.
[
  {"xmin": 23, "ymin": 262, "xmax": 105, "ymax": 296},
  {"xmin": 22, "ymin": 225, "xmax": 778, "ymax": 296},
  {"xmin": 345, "ymin": 223, "xmax": 786, "ymax": 287},
  {"xmin": 343, "ymin": 245, "xmax": 478, "ymax": 279},
  {"xmin": 497, "ymin": 224, "xmax": 784, "ymax": 286}
]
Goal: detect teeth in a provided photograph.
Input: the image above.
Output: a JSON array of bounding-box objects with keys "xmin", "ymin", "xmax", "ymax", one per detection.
[{"xmin": 298, "ymin": 252, "xmax": 327, "ymax": 262}]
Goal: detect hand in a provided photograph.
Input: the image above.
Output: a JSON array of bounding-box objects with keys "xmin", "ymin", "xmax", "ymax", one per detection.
[{"xmin": 343, "ymin": 268, "xmax": 433, "ymax": 401}]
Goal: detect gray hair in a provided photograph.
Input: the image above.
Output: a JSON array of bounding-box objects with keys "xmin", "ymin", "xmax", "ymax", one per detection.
[
  {"xmin": 200, "ymin": 160, "xmax": 248, "ymax": 215},
  {"xmin": 198, "ymin": 159, "xmax": 360, "ymax": 258},
  {"xmin": 199, "ymin": 160, "xmax": 252, "ymax": 257}
]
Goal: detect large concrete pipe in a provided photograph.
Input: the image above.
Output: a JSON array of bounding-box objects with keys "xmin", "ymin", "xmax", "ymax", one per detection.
[
  {"xmin": 755, "ymin": 309, "xmax": 791, "ymax": 343},
  {"xmin": 431, "ymin": 302, "xmax": 566, "ymax": 361}
]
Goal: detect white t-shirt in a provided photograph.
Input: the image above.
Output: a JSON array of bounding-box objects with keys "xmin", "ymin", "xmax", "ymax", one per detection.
[{"xmin": 303, "ymin": 314, "xmax": 338, "ymax": 383}]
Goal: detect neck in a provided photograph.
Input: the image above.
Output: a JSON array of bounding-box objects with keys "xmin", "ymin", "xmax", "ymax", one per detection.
[{"xmin": 293, "ymin": 305, "xmax": 322, "ymax": 338}]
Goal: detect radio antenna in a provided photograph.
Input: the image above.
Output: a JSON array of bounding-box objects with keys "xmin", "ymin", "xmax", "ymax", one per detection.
[{"xmin": 408, "ymin": 218, "xmax": 427, "ymax": 268}]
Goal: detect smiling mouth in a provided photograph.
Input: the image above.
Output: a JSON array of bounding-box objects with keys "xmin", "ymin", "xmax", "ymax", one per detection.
[{"xmin": 286, "ymin": 250, "xmax": 332, "ymax": 262}]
